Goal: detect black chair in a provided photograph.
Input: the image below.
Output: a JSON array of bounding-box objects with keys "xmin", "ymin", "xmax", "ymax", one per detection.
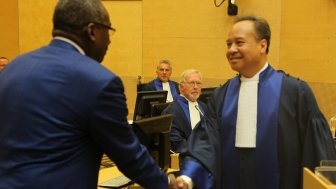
[{"xmin": 136, "ymin": 83, "xmax": 147, "ymax": 92}]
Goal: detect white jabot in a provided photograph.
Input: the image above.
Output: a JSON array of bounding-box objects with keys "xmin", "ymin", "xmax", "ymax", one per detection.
[
  {"xmin": 162, "ymin": 82, "xmax": 173, "ymax": 102},
  {"xmin": 54, "ymin": 36, "xmax": 85, "ymax": 55},
  {"xmin": 188, "ymin": 101, "xmax": 201, "ymax": 129},
  {"xmin": 235, "ymin": 63, "xmax": 268, "ymax": 148}
]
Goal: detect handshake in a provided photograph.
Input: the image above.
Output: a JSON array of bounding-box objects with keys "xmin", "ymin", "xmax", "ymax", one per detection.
[{"xmin": 167, "ymin": 171, "xmax": 189, "ymax": 189}]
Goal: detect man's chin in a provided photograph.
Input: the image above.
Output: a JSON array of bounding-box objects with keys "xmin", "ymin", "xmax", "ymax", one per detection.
[{"xmin": 229, "ymin": 63, "xmax": 242, "ymax": 72}]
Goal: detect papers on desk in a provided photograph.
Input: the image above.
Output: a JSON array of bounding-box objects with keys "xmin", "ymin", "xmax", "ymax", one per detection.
[{"xmin": 98, "ymin": 175, "xmax": 134, "ymax": 188}]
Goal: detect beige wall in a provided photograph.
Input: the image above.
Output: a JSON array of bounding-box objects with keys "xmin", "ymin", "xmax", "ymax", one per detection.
[
  {"xmin": 279, "ymin": 0, "xmax": 336, "ymax": 120},
  {"xmin": 0, "ymin": 0, "xmax": 19, "ymax": 60},
  {"xmin": 142, "ymin": 0, "xmax": 281, "ymax": 84},
  {"xmin": 1, "ymin": 0, "xmax": 335, "ymax": 120},
  {"xmin": 18, "ymin": 1, "xmax": 55, "ymax": 54},
  {"xmin": 280, "ymin": 0, "xmax": 336, "ymax": 83}
]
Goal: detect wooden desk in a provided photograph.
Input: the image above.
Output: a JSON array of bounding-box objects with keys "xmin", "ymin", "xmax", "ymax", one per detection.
[
  {"xmin": 98, "ymin": 166, "xmax": 179, "ymax": 189},
  {"xmin": 98, "ymin": 167, "xmax": 127, "ymax": 189},
  {"xmin": 303, "ymin": 168, "xmax": 336, "ymax": 189},
  {"xmin": 98, "ymin": 153, "xmax": 179, "ymax": 189},
  {"xmin": 98, "ymin": 167, "xmax": 145, "ymax": 189}
]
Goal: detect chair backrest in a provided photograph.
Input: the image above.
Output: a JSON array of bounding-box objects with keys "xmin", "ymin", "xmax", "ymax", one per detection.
[{"xmin": 137, "ymin": 83, "xmax": 147, "ymax": 92}]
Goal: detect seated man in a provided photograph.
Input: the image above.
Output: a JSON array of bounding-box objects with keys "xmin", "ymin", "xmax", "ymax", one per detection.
[
  {"xmin": 142, "ymin": 60, "xmax": 179, "ymax": 102},
  {"xmin": 162, "ymin": 69, "xmax": 205, "ymax": 153}
]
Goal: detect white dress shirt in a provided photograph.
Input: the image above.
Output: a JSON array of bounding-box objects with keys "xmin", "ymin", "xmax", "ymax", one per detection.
[{"xmin": 162, "ymin": 82, "xmax": 174, "ymax": 102}]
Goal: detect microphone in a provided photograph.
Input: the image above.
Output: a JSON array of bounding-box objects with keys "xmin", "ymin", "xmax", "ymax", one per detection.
[{"xmin": 195, "ymin": 105, "xmax": 204, "ymax": 117}]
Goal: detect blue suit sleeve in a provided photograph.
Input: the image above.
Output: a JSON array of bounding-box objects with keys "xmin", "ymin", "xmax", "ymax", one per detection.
[{"xmin": 89, "ymin": 76, "xmax": 168, "ymax": 189}]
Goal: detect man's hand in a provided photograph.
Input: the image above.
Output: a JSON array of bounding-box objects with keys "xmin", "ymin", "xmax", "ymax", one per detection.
[{"xmin": 168, "ymin": 174, "xmax": 188, "ymax": 189}]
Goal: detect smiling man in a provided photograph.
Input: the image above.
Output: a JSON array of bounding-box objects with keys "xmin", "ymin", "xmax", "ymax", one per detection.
[{"xmin": 171, "ymin": 15, "xmax": 336, "ymax": 189}]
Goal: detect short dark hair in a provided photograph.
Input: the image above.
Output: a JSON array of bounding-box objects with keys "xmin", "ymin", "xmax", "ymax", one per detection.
[
  {"xmin": 234, "ymin": 15, "xmax": 271, "ymax": 54},
  {"xmin": 53, "ymin": 0, "xmax": 107, "ymax": 34}
]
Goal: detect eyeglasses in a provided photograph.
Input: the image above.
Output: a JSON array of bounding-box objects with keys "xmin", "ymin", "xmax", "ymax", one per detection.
[
  {"xmin": 182, "ymin": 81, "xmax": 202, "ymax": 86},
  {"xmin": 92, "ymin": 22, "xmax": 116, "ymax": 36}
]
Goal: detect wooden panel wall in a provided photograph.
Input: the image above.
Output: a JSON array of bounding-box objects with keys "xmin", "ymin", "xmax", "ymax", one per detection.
[
  {"xmin": 18, "ymin": 1, "xmax": 55, "ymax": 54},
  {"xmin": 142, "ymin": 0, "xmax": 281, "ymax": 85},
  {"xmin": 280, "ymin": 0, "xmax": 336, "ymax": 120},
  {"xmin": 0, "ymin": 0, "xmax": 19, "ymax": 60},
  {"xmin": 280, "ymin": 0, "xmax": 336, "ymax": 83},
  {"xmin": 9, "ymin": 0, "xmax": 336, "ymax": 120}
]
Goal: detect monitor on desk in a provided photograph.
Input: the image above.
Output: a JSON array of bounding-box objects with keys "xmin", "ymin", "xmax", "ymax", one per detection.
[
  {"xmin": 132, "ymin": 114, "xmax": 173, "ymax": 171},
  {"xmin": 198, "ymin": 87, "xmax": 218, "ymax": 104},
  {"xmin": 150, "ymin": 102, "xmax": 171, "ymax": 117},
  {"xmin": 133, "ymin": 91, "xmax": 168, "ymax": 121}
]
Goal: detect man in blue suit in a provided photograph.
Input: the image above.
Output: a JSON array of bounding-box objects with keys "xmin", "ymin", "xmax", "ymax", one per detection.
[{"xmin": 0, "ymin": 0, "xmax": 168, "ymax": 188}]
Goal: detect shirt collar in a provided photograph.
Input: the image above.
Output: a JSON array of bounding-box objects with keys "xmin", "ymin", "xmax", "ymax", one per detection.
[
  {"xmin": 53, "ymin": 36, "xmax": 85, "ymax": 55},
  {"xmin": 240, "ymin": 62, "xmax": 269, "ymax": 81}
]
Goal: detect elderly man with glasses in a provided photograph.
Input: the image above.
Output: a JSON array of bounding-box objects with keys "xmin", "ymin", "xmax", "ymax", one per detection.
[{"xmin": 162, "ymin": 69, "xmax": 206, "ymax": 153}]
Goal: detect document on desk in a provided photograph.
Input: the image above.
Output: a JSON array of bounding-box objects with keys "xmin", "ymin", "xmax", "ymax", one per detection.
[{"xmin": 98, "ymin": 175, "xmax": 134, "ymax": 188}]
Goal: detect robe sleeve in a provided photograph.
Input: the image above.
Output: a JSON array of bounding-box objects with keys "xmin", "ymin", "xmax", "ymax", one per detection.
[
  {"xmin": 179, "ymin": 84, "xmax": 229, "ymax": 189},
  {"xmin": 298, "ymin": 80, "xmax": 336, "ymax": 170}
]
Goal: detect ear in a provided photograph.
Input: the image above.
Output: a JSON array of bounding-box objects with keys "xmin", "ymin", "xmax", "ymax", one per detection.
[
  {"xmin": 179, "ymin": 83, "xmax": 183, "ymax": 91},
  {"xmin": 259, "ymin": 39, "xmax": 267, "ymax": 54},
  {"xmin": 86, "ymin": 23, "xmax": 97, "ymax": 41}
]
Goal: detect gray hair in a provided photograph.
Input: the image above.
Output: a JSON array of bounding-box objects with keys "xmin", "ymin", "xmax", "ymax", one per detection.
[
  {"xmin": 53, "ymin": 0, "xmax": 107, "ymax": 34},
  {"xmin": 234, "ymin": 15, "xmax": 271, "ymax": 54},
  {"xmin": 156, "ymin": 60, "xmax": 172, "ymax": 70},
  {"xmin": 179, "ymin": 69, "xmax": 202, "ymax": 83}
]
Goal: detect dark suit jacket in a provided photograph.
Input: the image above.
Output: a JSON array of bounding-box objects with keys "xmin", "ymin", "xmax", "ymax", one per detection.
[
  {"xmin": 162, "ymin": 96, "xmax": 205, "ymax": 153},
  {"xmin": 0, "ymin": 39, "xmax": 167, "ymax": 189},
  {"xmin": 142, "ymin": 78, "xmax": 180, "ymax": 100}
]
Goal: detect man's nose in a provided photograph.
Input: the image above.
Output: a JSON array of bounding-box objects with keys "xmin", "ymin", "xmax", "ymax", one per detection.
[{"xmin": 228, "ymin": 44, "xmax": 238, "ymax": 52}]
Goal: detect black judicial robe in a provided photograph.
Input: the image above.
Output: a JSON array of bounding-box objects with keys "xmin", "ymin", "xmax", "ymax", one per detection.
[
  {"xmin": 180, "ymin": 65, "xmax": 336, "ymax": 189},
  {"xmin": 162, "ymin": 95, "xmax": 206, "ymax": 153}
]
